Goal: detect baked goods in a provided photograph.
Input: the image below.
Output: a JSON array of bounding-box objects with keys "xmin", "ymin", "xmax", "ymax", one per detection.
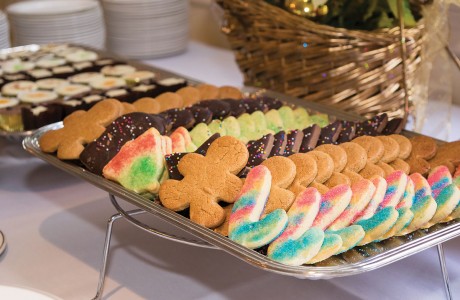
[
  {"xmin": 159, "ymin": 136, "xmax": 248, "ymax": 228},
  {"xmin": 79, "ymin": 112, "xmax": 168, "ymax": 174},
  {"xmin": 260, "ymin": 156, "xmax": 296, "ymax": 215},
  {"xmin": 228, "ymin": 165, "xmax": 288, "ymax": 249},
  {"xmin": 39, "ymin": 99, "xmax": 125, "ymax": 159},
  {"xmin": 102, "ymin": 128, "xmax": 164, "ymax": 193},
  {"xmin": 29, "ymin": 65, "xmax": 460, "ymax": 267},
  {"xmin": 267, "ymin": 188, "xmax": 323, "ymax": 266},
  {"xmin": 0, "ymin": 44, "xmax": 191, "ymax": 132}
]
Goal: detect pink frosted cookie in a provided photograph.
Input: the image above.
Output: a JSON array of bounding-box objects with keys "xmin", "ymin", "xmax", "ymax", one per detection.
[
  {"xmin": 103, "ymin": 128, "xmax": 164, "ymax": 194},
  {"xmin": 170, "ymin": 130, "xmax": 186, "ymax": 153},
  {"xmin": 379, "ymin": 171, "xmax": 408, "ymax": 209},
  {"xmin": 355, "ymin": 176, "xmax": 387, "ymax": 222},
  {"xmin": 396, "ymin": 177, "xmax": 415, "ymax": 209},
  {"xmin": 328, "ymin": 179, "xmax": 375, "ymax": 230},
  {"xmin": 172, "ymin": 127, "xmax": 197, "ymax": 152},
  {"xmin": 428, "ymin": 166, "xmax": 452, "ymax": 199},
  {"xmin": 160, "ymin": 135, "xmax": 173, "ymax": 155},
  {"xmin": 355, "ymin": 206, "xmax": 399, "ymax": 245},
  {"xmin": 311, "ymin": 185, "xmax": 352, "ymax": 230},
  {"xmin": 228, "ymin": 165, "xmax": 288, "ymax": 249},
  {"xmin": 268, "ymin": 188, "xmax": 323, "ymax": 266},
  {"xmin": 411, "ymin": 173, "xmax": 432, "ymax": 202}
]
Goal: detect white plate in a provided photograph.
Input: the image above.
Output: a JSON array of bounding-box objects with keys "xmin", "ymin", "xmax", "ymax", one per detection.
[
  {"xmin": 7, "ymin": 0, "xmax": 98, "ymax": 16},
  {"xmin": 0, "ymin": 285, "xmax": 62, "ymax": 300}
]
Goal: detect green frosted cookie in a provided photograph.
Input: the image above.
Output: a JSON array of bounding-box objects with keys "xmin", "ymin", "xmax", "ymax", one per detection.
[
  {"xmin": 265, "ymin": 109, "xmax": 284, "ymax": 133},
  {"xmin": 222, "ymin": 116, "xmax": 241, "ymax": 138},
  {"xmin": 190, "ymin": 123, "xmax": 212, "ymax": 147},
  {"xmin": 293, "ymin": 107, "xmax": 311, "ymax": 129},
  {"xmin": 238, "ymin": 113, "xmax": 258, "ymax": 141},
  {"xmin": 310, "ymin": 113, "xmax": 330, "ymax": 128},
  {"xmin": 278, "ymin": 106, "xmax": 297, "ymax": 131},
  {"xmin": 208, "ymin": 120, "xmax": 227, "ymax": 136}
]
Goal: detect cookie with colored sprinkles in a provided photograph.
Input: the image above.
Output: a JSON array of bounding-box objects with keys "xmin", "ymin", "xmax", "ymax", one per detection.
[
  {"xmin": 283, "ymin": 129, "xmax": 303, "ymax": 156},
  {"xmin": 103, "ymin": 128, "xmax": 165, "ymax": 194},
  {"xmin": 259, "ymin": 96, "xmax": 284, "ymax": 110},
  {"xmin": 221, "ymin": 99, "xmax": 246, "ymax": 117},
  {"xmin": 161, "ymin": 108, "xmax": 196, "ymax": 130},
  {"xmin": 246, "ymin": 134, "xmax": 275, "ymax": 168},
  {"xmin": 241, "ymin": 98, "xmax": 269, "ymax": 113},
  {"xmin": 194, "ymin": 100, "xmax": 231, "ymax": 120},
  {"xmin": 317, "ymin": 120, "xmax": 342, "ymax": 145},
  {"xmin": 355, "ymin": 114, "xmax": 388, "ymax": 137},
  {"xmin": 382, "ymin": 117, "xmax": 405, "ymax": 135},
  {"xmin": 269, "ymin": 131, "xmax": 288, "ymax": 157},
  {"xmin": 80, "ymin": 112, "xmax": 168, "ymax": 175},
  {"xmin": 190, "ymin": 106, "xmax": 213, "ymax": 124},
  {"xmin": 336, "ymin": 120, "xmax": 356, "ymax": 144},
  {"xmin": 299, "ymin": 125, "xmax": 321, "ymax": 153}
]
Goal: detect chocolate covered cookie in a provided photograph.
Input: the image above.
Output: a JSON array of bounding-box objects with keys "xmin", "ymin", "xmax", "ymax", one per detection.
[{"xmin": 80, "ymin": 112, "xmax": 168, "ymax": 175}]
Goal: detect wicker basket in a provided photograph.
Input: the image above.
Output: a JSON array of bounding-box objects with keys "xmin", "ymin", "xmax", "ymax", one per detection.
[{"xmin": 216, "ymin": 0, "xmax": 425, "ymax": 118}]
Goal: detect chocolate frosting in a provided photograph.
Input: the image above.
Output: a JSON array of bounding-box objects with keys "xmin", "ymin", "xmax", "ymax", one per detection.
[
  {"xmin": 79, "ymin": 112, "xmax": 168, "ymax": 175},
  {"xmin": 299, "ymin": 124, "xmax": 321, "ymax": 153}
]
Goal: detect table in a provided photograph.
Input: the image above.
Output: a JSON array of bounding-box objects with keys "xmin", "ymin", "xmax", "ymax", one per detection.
[{"xmin": 1, "ymin": 41, "xmax": 459, "ymax": 300}]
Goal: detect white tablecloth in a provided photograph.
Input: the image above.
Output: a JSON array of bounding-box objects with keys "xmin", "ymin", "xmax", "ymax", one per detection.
[{"xmin": 0, "ymin": 41, "xmax": 459, "ymax": 300}]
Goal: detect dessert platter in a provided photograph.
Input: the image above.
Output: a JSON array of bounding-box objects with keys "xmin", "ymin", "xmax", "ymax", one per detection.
[
  {"xmin": 0, "ymin": 43, "xmax": 195, "ymax": 140},
  {"xmin": 17, "ymin": 44, "xmax": 460, "ymax": 298}
]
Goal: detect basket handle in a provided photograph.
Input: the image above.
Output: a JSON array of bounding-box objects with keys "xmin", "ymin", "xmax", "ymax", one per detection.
[{"xmin": 212, "ymin": 0, "xmax": 245, "ymax": 35}]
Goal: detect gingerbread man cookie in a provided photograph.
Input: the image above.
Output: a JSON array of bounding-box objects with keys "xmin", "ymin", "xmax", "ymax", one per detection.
[
  {"xmin": 40, "ymin": 99, "xmax": 125, "ymax": 159},
  {"xmin": 159, "ymin": 136, "xmax": 249, "ymax": 228}
]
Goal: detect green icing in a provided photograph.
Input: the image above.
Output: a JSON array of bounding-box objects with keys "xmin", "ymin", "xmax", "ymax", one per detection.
[
  {"xmin": 208, "ymin": 120, "xmax": 227, "ymax": 136},
  {"xmin": 278, "ymin": 106, "xmax": 297, "ymax": 131},
  {"xmin": 222, "ymin": 116, "xmax": 241, "ymax": 138},
  {"xmin": 293, "ymin": 107, "xmax": 312, "ymax": 129},
  {"xmin": 265, "ymin": 109, "xmax": 284, "ymax": 133},
  {"xmin": 123, "ymin": 156, "xmax": 160, "ymax": 192},
  {"xmin": 310, "ymin": 113, "xmax": 329, "ymax": 128},
  {"xmin": 238, "ymin": 113, "xmax": 258, "ymax": 141},
  {"xmin": 190, "ymin": 123, "xmax": 212, "ymax": 147}
]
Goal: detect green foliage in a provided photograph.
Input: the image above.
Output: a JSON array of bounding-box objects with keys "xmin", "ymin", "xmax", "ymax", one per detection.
[{"xmin": 271, "ymin": 0, "xmax": 422, "ymax": 30}]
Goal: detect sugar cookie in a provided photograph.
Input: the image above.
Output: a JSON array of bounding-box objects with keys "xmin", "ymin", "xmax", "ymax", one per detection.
[
  {"xmin": 268, "ymin": 188, "xmax": 323, "ymax": 266},
  {"xmin": 229, "ymin": 165, "xmax": 288, "ymax": 249}
]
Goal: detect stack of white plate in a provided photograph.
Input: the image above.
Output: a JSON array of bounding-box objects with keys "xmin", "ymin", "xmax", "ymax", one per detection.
[
  {"xmin": 102, "ymin": 0, "xmax": 189, "ymax": 59},
  {"xmin": 0, "ymin": 10, "xmax": 10, "ymax": 49},
  {"xmin": 6, "ymin": 0, "xmax": 105, "ymax": 49}
]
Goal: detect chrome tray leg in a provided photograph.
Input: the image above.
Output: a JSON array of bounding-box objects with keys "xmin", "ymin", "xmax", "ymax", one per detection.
[
  {"xmin": 92, "ymin": 213, "xmax": 122, "ymax": 300},
  {"xmin": 437, "ymin": 243, "xmax": 453, "ymax": 300},
  {"xmin": 0, "ymin": 230, "xmax": 6, "ymax": 256}
]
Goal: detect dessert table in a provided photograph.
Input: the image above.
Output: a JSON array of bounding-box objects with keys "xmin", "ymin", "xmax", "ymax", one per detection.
[{"xmin": 0, "ymin": 40, "xmax": 460, "ymax": 300}]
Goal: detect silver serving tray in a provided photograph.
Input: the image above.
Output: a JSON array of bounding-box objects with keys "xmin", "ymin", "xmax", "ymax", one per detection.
[
  {"xmin": 0, "ymin": 44, "xmax": 201, "ymax": 141},
  {"xmin": 23, "ymin": 89, "xmax": 460, "ymax": 279}
]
